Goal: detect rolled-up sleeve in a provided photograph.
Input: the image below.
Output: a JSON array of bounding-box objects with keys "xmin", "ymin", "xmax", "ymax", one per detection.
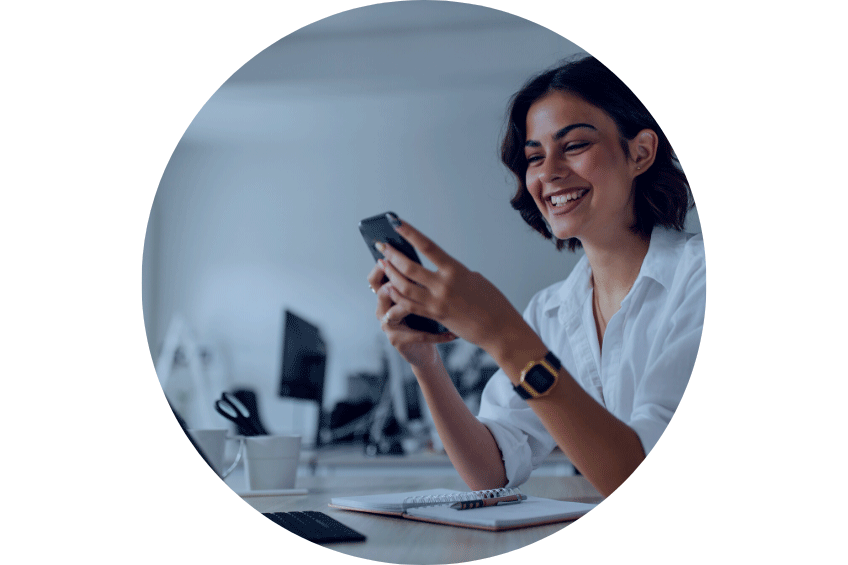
[{"xmin": 477, "ymin": 369, "xmax": 557, "ymax": 487}]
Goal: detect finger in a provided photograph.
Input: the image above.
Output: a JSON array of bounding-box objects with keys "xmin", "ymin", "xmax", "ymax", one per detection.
[
  {"xmin": 380, "ymin": 311, "xmax": 458, "ymax": 343},
  {"xmin": 387, "ymin": 214, "xmax": 458, "ymax": 272},
  {"xmin": 375, "ymin": 241, "xmax": 436, "ymax": 288},
  {"xmin": 390, "ymin": 328, "xmax": 458, "ymax": 344},
  {"xmin": 375, "ymin": 283, "xmax": 396, "ymax": 318},
  {"xmin": 431, "ymin": 331, "xmax": 459, "ymax": 343},
  {"xmin": 382, "ymin": 275, "xmax": 442, "ymax": 326},
  {"xmin": 380, "ymin": 257, "xmax": 429, "ymax": 306},
  {"xmin": 367, "ymin": 261, "xmax": 387, "ymax": 292},
  {"xmin": 379, "ymin": 302, "xmax": 411, "ymax": 327}
]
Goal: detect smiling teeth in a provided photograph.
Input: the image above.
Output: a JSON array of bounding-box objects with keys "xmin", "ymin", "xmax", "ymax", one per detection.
[{"xmin": 551, "ymin": 189, "xmax": 588, "ymax": 206}]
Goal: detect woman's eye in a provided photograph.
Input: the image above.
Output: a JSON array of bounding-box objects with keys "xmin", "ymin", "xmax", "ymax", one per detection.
[
  {"xmin": 565, "ymin": 142, "xmax": 589, "ymax": 152},
  {"xmin": 525, "ymin": 154, "xmax": 542, "ymax": 164}
]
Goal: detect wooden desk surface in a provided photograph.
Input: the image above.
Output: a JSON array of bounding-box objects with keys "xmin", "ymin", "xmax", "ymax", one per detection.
[{"xmin": 237, "ymin": 474, "xmax": 603, "ymax": 564}]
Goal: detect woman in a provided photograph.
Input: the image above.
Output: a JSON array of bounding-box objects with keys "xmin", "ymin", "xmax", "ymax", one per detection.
[{"xmin": 366, "ymin": 56, "xmax": 705, "ymax": 497}]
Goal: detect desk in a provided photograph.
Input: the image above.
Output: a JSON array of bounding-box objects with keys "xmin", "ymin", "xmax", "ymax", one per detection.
[
  {"xmin": 234, "ymin": 474, "xmax": 602, "ymax": 564},
  {"xmin": 301, "ymin": 446, "xmax": 575, "ymax": 477}
]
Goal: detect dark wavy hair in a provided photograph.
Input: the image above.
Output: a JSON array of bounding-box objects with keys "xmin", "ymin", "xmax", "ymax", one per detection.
[{"xmin": 501, "ymin": 55, "xmax": 692, "ymax": 251}]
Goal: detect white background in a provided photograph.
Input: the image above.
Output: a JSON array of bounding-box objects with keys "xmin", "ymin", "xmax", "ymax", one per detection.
[{"xmin": 3, "ymin": 1, "xmax": 845, "ymax": 563}]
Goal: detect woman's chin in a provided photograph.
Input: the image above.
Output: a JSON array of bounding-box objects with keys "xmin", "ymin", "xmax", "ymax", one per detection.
[{"xmin": 550, "ymin": 226, "xmax": 578, "ymax": 242}]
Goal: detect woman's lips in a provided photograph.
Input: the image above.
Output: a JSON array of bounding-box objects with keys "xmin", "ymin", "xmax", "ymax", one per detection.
[{"xmin": 547, "ymin": 188, "xmax": 589, "ymax": 215}]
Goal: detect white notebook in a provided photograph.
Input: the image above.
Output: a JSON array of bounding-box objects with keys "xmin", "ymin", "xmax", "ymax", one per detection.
[{"xmin": 329, "ymin": 488, "xmax": 597, "ymax": 531}]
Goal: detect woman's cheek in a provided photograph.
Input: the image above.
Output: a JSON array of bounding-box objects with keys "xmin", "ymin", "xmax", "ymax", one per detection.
[{"xmin": 526, "ymin": 173, "xmax": 542, "ymax": 203}]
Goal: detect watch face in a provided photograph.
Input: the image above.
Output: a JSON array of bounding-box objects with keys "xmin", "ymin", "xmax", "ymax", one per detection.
[{"xmin": 525, "ymin": 365, "xmax": 554, "ymax": 393}]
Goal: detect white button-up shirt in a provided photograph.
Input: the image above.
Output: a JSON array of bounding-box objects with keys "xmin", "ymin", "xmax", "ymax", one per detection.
[{"xmin": 477, "ymin": 228, "xmax": 706, "ymax": 487}]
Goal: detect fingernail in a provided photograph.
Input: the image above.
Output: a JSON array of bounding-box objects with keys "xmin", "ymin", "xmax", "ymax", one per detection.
[
  {"xmin": 374, "ymin": 241, "xmax": 386, "ymax": 254},
  {"xmin": 369, "ymin": 284, "xmax": 375, "ymax": 293},
  {"xmin": 386, "ymin": 213, "xmax": 402, "ymax": 228}
]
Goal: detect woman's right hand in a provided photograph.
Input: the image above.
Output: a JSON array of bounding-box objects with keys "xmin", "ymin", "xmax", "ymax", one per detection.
[{"xmin": 367, "ymin": 261, "xmax": 457, "ymax": 368}]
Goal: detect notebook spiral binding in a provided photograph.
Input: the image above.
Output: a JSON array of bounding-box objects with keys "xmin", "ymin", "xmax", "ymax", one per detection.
[{"xmin": 402, "ymin": 487, "xmax": 523, "ymax": 509}]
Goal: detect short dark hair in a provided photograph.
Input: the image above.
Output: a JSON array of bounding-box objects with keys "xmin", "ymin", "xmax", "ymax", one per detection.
[{"xmin": 501, "ymin": 55, "xmax": 692, "ymax": 251}]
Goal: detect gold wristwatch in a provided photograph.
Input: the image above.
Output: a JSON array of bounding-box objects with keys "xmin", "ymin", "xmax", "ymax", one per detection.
[{"xmin": 513, "ymin": 351, "xmax": 561, "ymax": 399}]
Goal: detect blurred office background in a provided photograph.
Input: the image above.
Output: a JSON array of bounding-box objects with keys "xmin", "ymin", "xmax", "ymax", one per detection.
[{"xmin": 142, "ymin": 1, "xmax": 700, "ymax": 450}]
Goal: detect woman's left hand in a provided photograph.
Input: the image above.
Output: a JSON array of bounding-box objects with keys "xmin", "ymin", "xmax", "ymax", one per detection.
[{"xmin": 376, "ymin": 217, "xmax": 526, "ymax": 354}]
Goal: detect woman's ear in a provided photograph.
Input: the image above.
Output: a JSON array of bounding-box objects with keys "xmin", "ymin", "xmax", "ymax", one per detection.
[{"xmin": 628, "ymin": 129, "xmax": 659, "ymax": 175}]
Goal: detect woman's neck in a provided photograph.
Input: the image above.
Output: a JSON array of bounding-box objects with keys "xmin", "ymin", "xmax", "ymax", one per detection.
[
  {"xmin": 583, "ymin": 228, "xmax": 650, "ymax": 305},
  {"xmin": 582, "ymin": 228, "xmax": 649, "ymax": 349}
]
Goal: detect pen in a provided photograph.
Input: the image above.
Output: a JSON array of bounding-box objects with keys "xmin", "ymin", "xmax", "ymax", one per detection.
[{"xmin": 449, "ymin": 494, "xmax": 528, "ymax": 510}]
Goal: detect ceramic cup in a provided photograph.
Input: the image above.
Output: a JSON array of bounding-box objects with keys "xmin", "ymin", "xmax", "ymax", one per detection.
[
  {"xmin": 243, "ymin": 435, "xmax": 301, "ymax": 490},
  {"xmin": 188, "ymin": 428, "xmax": 229, "ymax": 476}
]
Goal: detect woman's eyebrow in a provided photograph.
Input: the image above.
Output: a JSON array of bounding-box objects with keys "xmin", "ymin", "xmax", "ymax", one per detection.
[{"xmin": 525, "ymin": 123, "xmax": 597, "ymax": 147}]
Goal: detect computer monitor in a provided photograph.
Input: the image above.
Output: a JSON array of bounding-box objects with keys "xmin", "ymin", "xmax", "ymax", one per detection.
[
  {"xmin": 278, "ymin": 310, "xmax": 327, "ymax": 445},
  {"xmin": 278, "ymin": 310, "xmax": 327, "ymax": 402}
]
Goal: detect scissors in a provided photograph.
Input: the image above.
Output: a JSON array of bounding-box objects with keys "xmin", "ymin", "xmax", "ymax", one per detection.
[{"xmin": 214, "ymin": 392, "xmax": 264, "ymax": 436}]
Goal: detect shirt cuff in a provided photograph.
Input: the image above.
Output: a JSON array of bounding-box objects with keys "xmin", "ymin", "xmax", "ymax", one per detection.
[{"xmin": 477, "ymin": 417, "xmax": 533, "ymax": 487}]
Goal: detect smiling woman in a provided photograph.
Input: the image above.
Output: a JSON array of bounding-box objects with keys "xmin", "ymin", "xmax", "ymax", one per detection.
[
  {"xmin": 503, "ymin": 56, "xmax": 691, "ymax": 252},
  {"xmin": 367, "ymin": 56, "xmax": 704, "ymax": 497},
  {"xmin": 523, "ymin": 94, "xmax": 645, "ymax": 248}
]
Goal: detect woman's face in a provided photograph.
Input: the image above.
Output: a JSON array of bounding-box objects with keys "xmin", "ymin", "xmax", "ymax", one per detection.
[{"xmin": 524, "ymin": 90, "xmax": 639, "ymax": 246}]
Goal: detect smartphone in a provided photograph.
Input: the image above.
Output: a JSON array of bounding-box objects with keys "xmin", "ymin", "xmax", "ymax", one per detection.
[{"xmin": 359, "ymin": 212, "xmax": 449, "ymax": 334}]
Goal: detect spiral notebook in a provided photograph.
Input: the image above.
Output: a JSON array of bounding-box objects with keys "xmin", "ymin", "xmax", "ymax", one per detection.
[{"xmin": 329, "ymin": 488, "xmax": 597, "ymax": 531}]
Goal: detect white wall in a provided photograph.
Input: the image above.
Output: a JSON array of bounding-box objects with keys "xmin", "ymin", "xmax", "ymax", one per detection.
[{"xmin": 141, "ymin": 2, "xmax": 698, "ymax": 436}]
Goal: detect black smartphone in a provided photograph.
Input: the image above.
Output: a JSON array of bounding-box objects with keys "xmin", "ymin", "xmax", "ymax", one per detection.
[{"xmin": 359, "ymin": 212, "xmax": 449, "ymax": 334}]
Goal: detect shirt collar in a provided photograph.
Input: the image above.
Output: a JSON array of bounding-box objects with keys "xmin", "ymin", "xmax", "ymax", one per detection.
[
  {"xmin": 636, "ymin": 227, "xmax": 685, "ymax": 291},
  {"xmin": 542, "ymin": 254, "xmax": 591, "ymax": 317},
  {"xmin": 541, "ymin": 227, "xmax": 687, "ymax": 316}
]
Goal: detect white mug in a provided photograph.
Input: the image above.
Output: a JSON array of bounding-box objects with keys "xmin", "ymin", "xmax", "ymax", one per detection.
[
  {"xmin": 243, "ymin": 435, "xmax": 302, "ymax": 490},
  {"xmin": 187, "ymin": 429, "xmax": 230, "ymax": 476}
]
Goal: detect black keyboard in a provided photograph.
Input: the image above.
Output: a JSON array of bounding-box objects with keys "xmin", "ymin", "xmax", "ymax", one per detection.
[{"xmin": 262, "ymin": 511, "xmax": 366, "ymax": 543}]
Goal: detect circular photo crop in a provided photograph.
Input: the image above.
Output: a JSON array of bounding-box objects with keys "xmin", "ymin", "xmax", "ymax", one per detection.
[{"xmin": 142, "ymin": 2, "xmax": 703, "ymax": 563}]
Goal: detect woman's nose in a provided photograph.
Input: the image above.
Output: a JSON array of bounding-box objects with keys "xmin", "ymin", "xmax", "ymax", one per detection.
[{"xmin": 539, "ymin": 154, "xmax": 565, "ymax": 183}]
